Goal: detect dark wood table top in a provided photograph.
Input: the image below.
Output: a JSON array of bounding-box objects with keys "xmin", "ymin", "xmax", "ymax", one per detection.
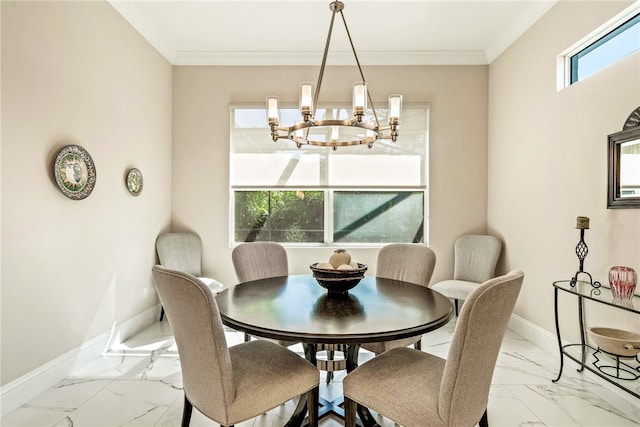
[{"xmin": 216, "ymin": 274, "xmax": 453, "ymax": 344}]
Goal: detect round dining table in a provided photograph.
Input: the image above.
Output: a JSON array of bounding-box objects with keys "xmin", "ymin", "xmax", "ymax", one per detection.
[{"xmin": 216, "ymin": 274, "xmax": 453, "ymax": 426}]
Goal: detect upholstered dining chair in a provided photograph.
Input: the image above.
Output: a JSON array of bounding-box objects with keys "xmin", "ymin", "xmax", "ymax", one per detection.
[
  {"xmin": 431, "ymin": 234, "xmax": 502, "ymax": 316},
  {"xmin": 232, "ymin": 242, "xmax": 342, "ymax": 385},
  {"xmin": 232, "ymin": 242, "xmax": 290, "ymax": 344},
  {"xmin": 151, "ymin": 265, "xmax": 319, "ymax": 427},
  {"xmin": 361, "ymin": 243, "xmax": 437, "ymax": 355},
  {"xmin": 343, "ymin": 270, "xmax": 524, "ymax": 427},
  {"xmin": 156, "ymin": 232, "xmax": 224, "ymax": 320},
  {"xmin": 231, "ymin": 241, "xmax": 289, "ymax": 283}
]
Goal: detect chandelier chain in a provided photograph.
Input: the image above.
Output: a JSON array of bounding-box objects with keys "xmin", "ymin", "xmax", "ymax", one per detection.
[
  {"xmin": 313, "ymin": 4, "xmax": 338, "ymax": 116},
  {"xmin": 338, "ymin": 9, "xmax": 380, "ymax": 127}
]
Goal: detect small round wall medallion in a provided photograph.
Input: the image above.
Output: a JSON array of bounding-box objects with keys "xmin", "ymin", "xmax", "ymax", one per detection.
[
  {"xmin": 54, "ymin": 145, "xmax": 97, "ymax": 200},
  {"xmin": 126, "ymin": 168, "xmax": 143, "ymax": 196}
]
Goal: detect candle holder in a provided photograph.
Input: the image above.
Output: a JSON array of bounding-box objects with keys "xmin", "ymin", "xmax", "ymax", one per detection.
[{"xmin": 570, "ymin": 216, "xmax": 601, "ymax": 288}]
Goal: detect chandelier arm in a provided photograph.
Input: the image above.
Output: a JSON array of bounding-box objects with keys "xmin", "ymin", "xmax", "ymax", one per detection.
[
  {"xmin": 313, "ymin": 5, "xmax": 339, "ymax": 117},
  {"xmin": 338, "ymin": 9, "xmax": 381, "ymax": 128}
]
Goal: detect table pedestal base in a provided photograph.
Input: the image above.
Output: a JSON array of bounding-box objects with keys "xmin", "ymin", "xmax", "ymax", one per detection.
[
  {"xmin": 290, "ymin": 343, "xmax": 380, "ymax": 427},
  {"xmin": 319, "ymin": 395, "xmax": 346, "ymax": 420}
]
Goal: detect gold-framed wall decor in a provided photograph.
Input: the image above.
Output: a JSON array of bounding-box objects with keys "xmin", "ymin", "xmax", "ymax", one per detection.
[
  {"xmin": 126, "ymin": 168, "xmax": 143, "ymax": 196},
  {"xmin": 53, "ymin": 145, "xmax": 97, "ymax": 200}
]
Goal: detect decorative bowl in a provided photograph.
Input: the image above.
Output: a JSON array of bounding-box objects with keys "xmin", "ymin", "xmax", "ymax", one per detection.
[
  {"xmin": 587, "ymin": 327, "xmax": 640, "ymax": 358},
  {"xmin": 310, "ymin": 263, "xmax": 368, "ymax": 294}
]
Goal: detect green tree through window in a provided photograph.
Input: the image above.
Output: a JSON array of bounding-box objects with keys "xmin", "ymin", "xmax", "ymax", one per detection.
[{"xmin": 235, "ymin": 191, "xmax": 324, "ymax": 242}]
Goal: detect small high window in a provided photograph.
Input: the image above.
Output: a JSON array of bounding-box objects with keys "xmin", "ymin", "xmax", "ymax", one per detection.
[{"xmin": 569, "ymin": 12, "xmax": 639, "ymax": 85}]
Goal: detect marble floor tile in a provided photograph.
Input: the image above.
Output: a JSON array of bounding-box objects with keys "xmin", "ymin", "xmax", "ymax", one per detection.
[
  {"xmin": 505, "ymin": 384, "xmax": 640, "ymax": 426},
  {"xmin": 3, "ymin": 319, "xmax": 639, "ymax": 427},
  {"xmin": 110, "ymin": 321, "xmax": 177, "ymax": 353},
  {"xmin": 60, "ymin": 380, "xmax": 182, "ymax": 426},
  {"xmin": 68, "ymin": 353, "xmax": 179, "ymax": 381},
  {"xmin": 1, "ymin": 379, "xmax": 111, "ymax": 427},
  {"xmin": 485, "ymin": 385, "xmax": 545, "ymax": 426},
  {"xmin": 492, "ymin": 351, "xmax": 577, "ymax": 386},
  {"xmin": 499, "ymin": 329, "xmax": 548, "ymax": 353},
  {"xmin": 1, "ymin": 405, "xmax": 71, "ymax": 427}
]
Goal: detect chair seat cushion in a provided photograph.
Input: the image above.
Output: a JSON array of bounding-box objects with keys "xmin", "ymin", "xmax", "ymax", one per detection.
[
  {"xmin": 226, "ymin": 340, "xmax": 318, "ymax": 424},
  {"xmin": 344, "ymin": 346, "xmax": 446, "ymax": 427},
  {"xmin": 431, "ymin": 279, "xmax": 479, "ymax": 300}
]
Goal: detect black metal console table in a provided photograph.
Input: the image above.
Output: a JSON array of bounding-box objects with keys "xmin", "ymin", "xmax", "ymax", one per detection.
[{"xmin": 553, "ymin": 280, "xmax": 640, "ymax": 398}]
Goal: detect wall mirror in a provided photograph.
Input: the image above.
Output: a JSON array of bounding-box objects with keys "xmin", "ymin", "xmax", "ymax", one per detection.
[{"xmin": 608, "ymin": 106, "xmax": 640, "ymax": 209}]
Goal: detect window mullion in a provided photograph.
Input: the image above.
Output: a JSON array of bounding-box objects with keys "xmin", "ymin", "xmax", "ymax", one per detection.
[{"xmin": 326, "ymin": 189, "xmax": 333, "ymax": 244}]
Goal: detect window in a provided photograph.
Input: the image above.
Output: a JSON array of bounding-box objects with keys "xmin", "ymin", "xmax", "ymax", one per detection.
[
  {"xmin": 230, "ymin": 105, "xmax": 429, "ymax": 245},
  {"xmin": 567, "ymin": 11, "xmax": 639, "ymax": 85}
]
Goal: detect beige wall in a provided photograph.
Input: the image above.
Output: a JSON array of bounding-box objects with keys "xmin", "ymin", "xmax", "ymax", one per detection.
[
  {"xmin": 172, "ymin": 65, "xmax": 489, "ymax": 287},
  {"xmin": 488, "ymin": 0, "xmax": 640, "ymax": 340},
  {"xmin": 1, "ymin": 1, "xmax": 172, "ymax": 384}
]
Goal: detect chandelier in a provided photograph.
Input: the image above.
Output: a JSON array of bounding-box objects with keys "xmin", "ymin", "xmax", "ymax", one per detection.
[{"xmin": 267, "ymin": 1, "xmax": 402, "ymax": 150}]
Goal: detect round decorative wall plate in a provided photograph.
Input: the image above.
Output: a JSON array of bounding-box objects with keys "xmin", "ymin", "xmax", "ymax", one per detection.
[
  {"xmin": 126, "ymin": 168, "xmax": 143, "ymax": 196},
  {"xmin": 54, "ymin": 145, "xmax": 96, "ymax": 200}
]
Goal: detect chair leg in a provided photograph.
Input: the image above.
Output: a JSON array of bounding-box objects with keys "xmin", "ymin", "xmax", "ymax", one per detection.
[
  {"xmin": 181, "ymin": 394, "xmax": 193, "ymax": 427},
  {"xmin": 160, "ymin": 306, "xmax": 165, "ymax": 321},
  {"xmin": 304, "ymin": 386, "xmax": 319, "ymax": 427},
  {"xmin": 244, "ymin": 332, "xmax": 251, "ymax": 342},
  {"xmin": 479, "ymin": 408, "xmax": 488, "ymax": 427},
  {"xmin": 414, "ymin": 338, "xmax": 422, "ymax": 351},
  {"xmin": 344, "ymin": 396, "xmax": 358, "ymax": 427},
  {"xmin": 454, "ymin": 299, "xmax": 459, "ymax": 316}
]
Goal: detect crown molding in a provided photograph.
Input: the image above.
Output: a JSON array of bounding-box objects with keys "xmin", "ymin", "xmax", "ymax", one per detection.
[
  {"xmin": 108, "ymin": 0, "xmax": 177, "ymax": 63},
  {"xmin": 172, "ymin": 50, "xmax": 489, "ymax": 66},
  {"xmin": 110, "ymin": 0, "xmax": 556, "ymax": 67}
]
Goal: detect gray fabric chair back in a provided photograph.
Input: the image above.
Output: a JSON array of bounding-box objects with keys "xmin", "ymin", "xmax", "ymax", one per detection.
[
  {"xmin": 151, "ymin": 265, "xmax": 233, "ymax": 422},
  {"xmin": 438, "ymin": 270, "xmax": 524, "ymax": 426},
  {"xmin": 156, "ymin": 232, "xmax": 203, "ymax": 277},
  {"xmin": 453, "ymin": 235, "xmax": 502, "ymax": 283},
  {"xmin": 376, "ymin": 243, "xmax": 436, "ymax": 286},
  {"xmin": 232, "ymin": 242, "xmax": 288, "ymax": 283},
  {"xmin": 360, "ymin": 244, "xmax": 436, "ymax": 354}
]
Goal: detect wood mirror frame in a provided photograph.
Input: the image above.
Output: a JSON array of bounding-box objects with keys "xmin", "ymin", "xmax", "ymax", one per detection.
[{"xmin": 607, "ymin": 106, "xmax": 640, "ymax": 209}]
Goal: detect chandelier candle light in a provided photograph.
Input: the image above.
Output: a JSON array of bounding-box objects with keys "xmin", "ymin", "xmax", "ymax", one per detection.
[{"xmin": 267, "ymin": 1, "xmax": 402, "ymax": 149}]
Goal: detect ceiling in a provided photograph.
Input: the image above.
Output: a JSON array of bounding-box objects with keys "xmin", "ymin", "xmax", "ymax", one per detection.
[{"xmin": 108, "ymin": 0, "xmax": 558, "ymax": 66}]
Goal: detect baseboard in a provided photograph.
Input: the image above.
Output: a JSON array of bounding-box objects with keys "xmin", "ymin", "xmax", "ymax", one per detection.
[
  {"xmin": 0, "ymin": 305, "xmax": 160, "ymax": 418},
  {"xmin": 103, "ymin": 305, "xmax": 161, "ymax": 350},
  {"xmin": 508, "ymin": 313, "xmax": 559, "ymax": 354}
]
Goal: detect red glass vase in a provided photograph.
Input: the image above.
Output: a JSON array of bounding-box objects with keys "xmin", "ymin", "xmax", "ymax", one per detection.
[{"xmin": 608, "ymin": 266, "xmax": 637, "ymax": 301}]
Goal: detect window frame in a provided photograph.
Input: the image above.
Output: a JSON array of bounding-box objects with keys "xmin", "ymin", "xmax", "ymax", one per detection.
[
  {"xmin": 229, "ymin": 103, "xmax": 430, "ymax": 247},
  {"xmin": 557, "ymin": 5, "xmax": 640, "ymax": 90},
  {"xmin": 570, "ymin": 12, "xmax": 640, "ymax": 84}
]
